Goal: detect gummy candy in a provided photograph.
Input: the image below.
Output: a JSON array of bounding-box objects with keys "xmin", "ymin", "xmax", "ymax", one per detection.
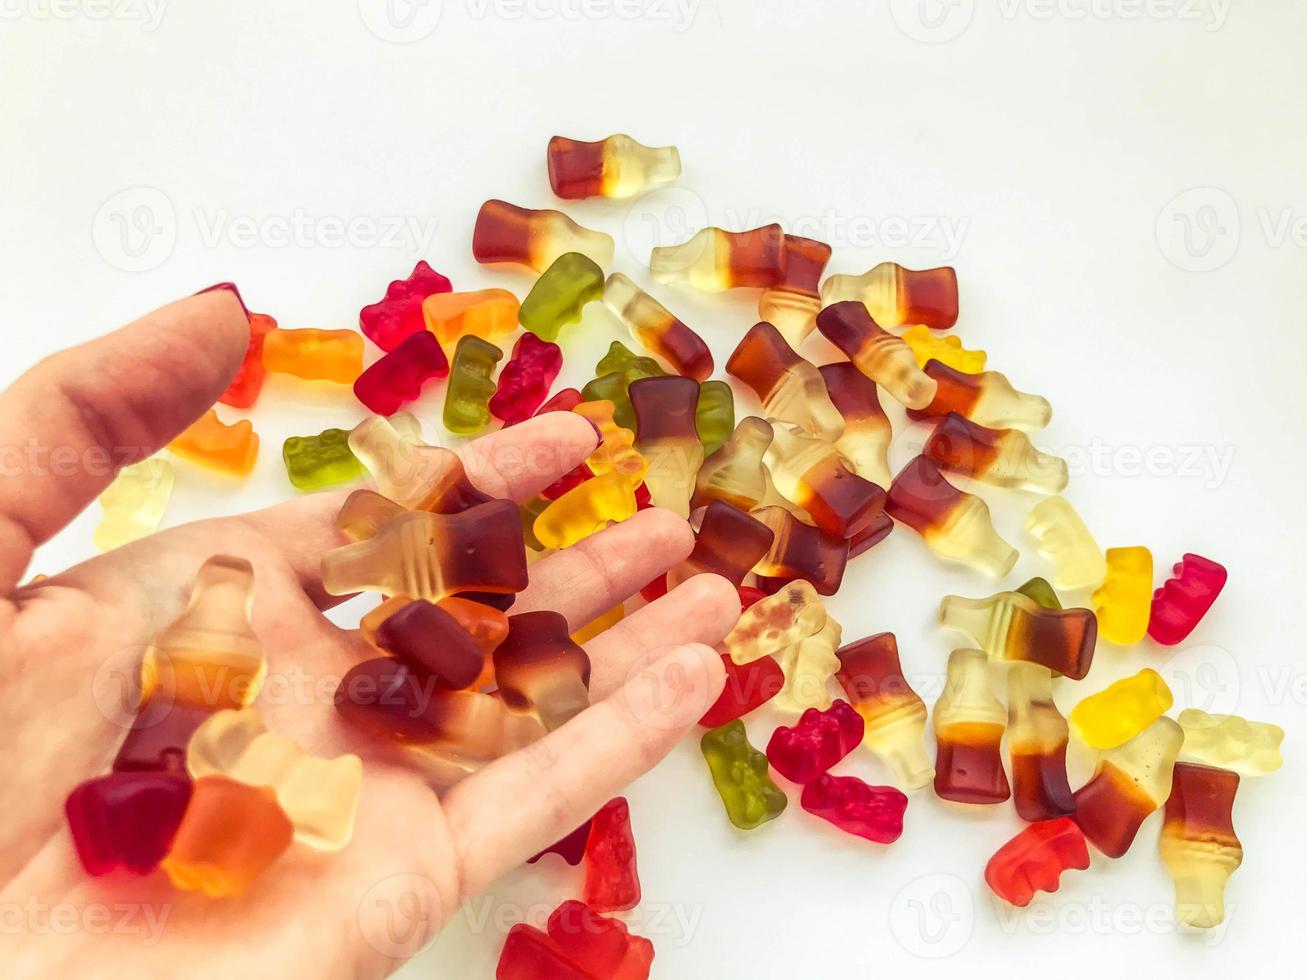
[
  {"xmin": 650, "ymin": 223, "xmax": 786, "ymax": 291},
  {"xmin": 219, "ymin": 311, "xmax": 277, "ymax": 408},
  {"xmin": 1091, "ymin": 546, "xmax": 1154, "ymax": 645},
  {"xmin": 519, "ymin": 252, "xmax": 605, "ymax": 342},
  {"xmin": 186, "ymin": 709, "xmax": 363, "ymax": 852},
  {"xmin": 1006, "ymin": 663, "xmax": 1075, "ymax": 821},
  {"xmin": 488, "ymin": 332, "xmax": 563, "ymax": 425},
  {"xmin": 630, "ymin": 375, "xmax": 703, "ymax": 517},
  {"xmin": 818, "ymin": 361, "xmax": 892, "ymax": 488},
  {"xmin": 1070, "ymin": 668, "xmax": 1173, "ymax": 750},
  {"xmin": 494, "ymin": 611, "xmax": 591, "ymax": 731},
  {"xmin": 161, "ymin": 775, "xmax": 294, "ymax": 897},
  {"xmin": 984, "ymin": 818, "xmax": 1090, "ymax": 907},
  {"xmin": 548, "ymin": 133, "xmax": 680, "ymax": 199},
  {"xmin": 353, "ymin": 329, "xmax": 449, "ymax": 416},
  {"xmin": 933, "ymin": 648, "xmax": 1010, "ymax": 805},
  {"xmin": 65, "ymin": 772, "xmax": 192, "ymax": 876},
  {"xmin": 444, "ymin": 335, "xmax": 504, "ymax": 435},
  {"xmin": 720, "ymin": 580, "xmax": 826, "ymax": 666},
  {"xmin": 923, "ymin": 412, "xmax": 1068, "ymax": 494},
  {"xmin": 834, "ymin": 632, "xmax": 933, "ymax": 790},
  {"xmin": 140, "ymin": 556, "xmax": 265, "ymax": 711},
  {"xmin": 169, "ymin": 409, "xmax": 259, "ymax": 477},
  {"xmin": 766, "ymin": 699, "xmax": 864, "ymax": 784},
  {"xmin": 759, "ymin": 234, "xmax": 832, "ymax": 347},
  {"xmin": 534, "ymin": 472, "xmax": 638, "ymax": 549},
  {"xmin": 537, "ymin": 387, "xmax": 584, "ymax": 416},
  {"xmin": 699, "ymin": 652, "xmax": 785, "ymax": 728},
  {"xmin": 938, "ymin": 591, "xmax": 1097, "ymax": 680},
  {"xmin": 1148, "ymin": 553, "xmax": 1227, "ymax": 645},
  {"xmin": 700, "ymin": 720, "xmax": 788, "ymax": 830},
  {"xmin": 692, "ymin": 417, "xmax": 772, "ymax": 512},
  {"xmin": 1159, "ymin": 762, "xmax": 1242, "ymax": 928},
  {"xmin": 885, "ymin": 456, "xmax": 1017, "ymax": 578},
  {"xmin": 348, "ymin": 415, "xmax": 492, "ymax": 513},
  {"xmin": 94, "ymin": 458, "xmax": 174, "ymax": 551},
  {"xmin": 773, "ymin": 615, "xmax": 842, "ymax": 713},
  {"xmin": 582, "ymin": 797, "xmax": 641, "ymax": 912},
  {"xmin": 496, "ymin": 925, "xmax": 593, "ymax": 980},
  {"xmin": 906, "ymin": 360, "xmax": 1052, "ymax": 432},
  {"xmin": 819, "ymin": 262, "xmax": 959, "ymax": 330},
  {"xmin": 112, "ymin": 699, "xmax": 214, "ymax": 774},
  {"xmin": 571, "ymin": 603, "xmax": 625, "ymax": 645},
  {"xmin": 597, "ymin": 339, "xmax": 667, "ymax": 383},
  {"xmin": 1025, "ymin": 496, "xmax": 1106, "ymax": 590},
  {"xmin": 1073, "ymin": 717, "xmax": 1183, "ymax": 858},
  {"xmin": 1017, "ymin": 576, "xmax": 1062, "ymax": 610},
  {"xmin": 282, "ymin": 427, "xmax": 365, "ymax": 491},
  {"xmin": 800, "ymin": 774, "xmax": 908, "ymax": 844},
  {"xmin": 321, "ymin": 499, "xmax": 529, "ymax": 602},
  {"xmin": 359, "ymin": 260, "xmax": 452, "ymax": 351},
  {"xmin": 726, "ymin": 321, "xmax": 844, "ymax": 440},
  {"xmin": 815, "ymin": 301, "xmax": 938, "ymax": 409},
  {"xmin": 542, "ymin": 462, "xmax": 596, "ymax": 502},
  {"xmin": 422, "ymin": 289, "xmax": 520, "ymax": 352},
  {"xmin": 764, "ymin": 423, "xmax": 887, "ymax": 538},
  {"xmin": 473, "ymin": 199, "xmax": 615, "ymax": 272},
  {"xmin": 848, "ymin": 512, "xmax": 894, "ymax": 559},
  {"xmin": 546, "ymin": 900, "xmax": 655, "ymax": 980},
  {"xmin": 666, "ymin": 501, "xmax": 773, "ymax": 589},
  {"xmin": 373, "ymin": 599, "xmax": 488, "ymax": 689},
  {"xmin": 528, "ymin": 819, "xmax": 592, "ymax": 866},
  {"xmin": 901, "ymin": 324, "xmax": 986, "ymax": 373},
  {"xmin": 750, "ymin": 506, "xmax": 850, "ymax": 596},
  {"xmin": 572, "ymin": 400, "xmax": 647, "ymax": 487},
  {"xmin": 695, "ymin": 380, "xmax": 735, "ymax": 456},
  {"xmin": 262, "ymin": 328, "xmax": 364, "ymax": 383},
  {"xmin": 1177, "ymin": 708, "xmax": 1284, "ymax": 776},
  {"xmin": 603, "ymin": 273, "xmax": 713, "ymax": 381}
]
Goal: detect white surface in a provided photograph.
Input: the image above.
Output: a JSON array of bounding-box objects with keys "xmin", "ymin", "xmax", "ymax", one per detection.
[{"xmin": 3, "ymin": 2, "xmax": 1305, "ymax": 977}]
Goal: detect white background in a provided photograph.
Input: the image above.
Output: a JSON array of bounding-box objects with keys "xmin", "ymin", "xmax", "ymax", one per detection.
[{"xmin": 2, "ymin": 1, "xmax": 1305, "ymax": 977}]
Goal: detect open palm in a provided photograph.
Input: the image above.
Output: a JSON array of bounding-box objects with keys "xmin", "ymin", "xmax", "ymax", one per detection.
[{"xmin": 0, "ymin": 290, "xmax": 739, "ymax": 978}]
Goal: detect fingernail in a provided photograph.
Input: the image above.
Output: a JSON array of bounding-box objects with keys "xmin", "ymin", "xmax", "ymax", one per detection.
[
  {"xmin": 194, "ymin": 282, "xmax": 249, "ymax": 318},
  {"xmin": 583, "ymin": 417, "xmax": 604, "ymax": 446}
]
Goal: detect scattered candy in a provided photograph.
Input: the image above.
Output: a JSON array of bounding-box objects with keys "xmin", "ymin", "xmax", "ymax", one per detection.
[
  {"xmin": 801, "ymin": 774, "xmax": 908, "ymax": 844},
  {"xmin": 650, "ymin": 223, "xmax": 786, "ymax": 292},
  {"xmin": 820, "ymin": 261, "xmax": 959, "ymax": 330},
  {"xmin": 630, "ymin": 375, "xmax": 703, "ymax": 517},
  {"xmin": 65, "ymin": 772, "xmax": 192, "ymax": 876},
  {"xmin": 766, "ymin": 699, "xmax": 863, "ymax": 784},
  {"xmin": 359, "ymin": 260, "xmax": 452, "ymax": 351},
  {"xmin": 699, "ymin": 652, "xmax": 785, "ymax": 728},
  {"xmin": 1148, "ymin": 553, "xmax": 1227, "ymax": 645},
  {"xmin": 727, "ymin": 321, "xmax": 843, "ymax": 440},
  {"xmin": 282, "ymin": 427, "xmax": 365, "ymax": 491},
  {"xmin": 1158, "ymin": 762, "xmax": 1242, "ymax": 928},
  {"xmin": 1025, "ymin": 496, "xmax": 1107, "ymax": 591},
  {"xmin": 220, "ymin": 311, "xmax": 277, "ymax": 408},
  {"xmin": 720, "ymin": 580, "xmax": 825, "ymax": 666},
  {"xmin": 444, "ymin": 335, "xmax": 504, "ymax": 435},
  {"xmin": 604, "ymin": 272, "xmax": 712, "ymax": 381},
  {"xmin": 353, "ymin": 329, "xmax": 449, "ymax": 415},
  {"xmin": 262, "ymin": 327, "xmax": 364, "ymax": 383},
  {"xmin": 572, "ymin": 399, "xmax": 647, "ymax": 486},
  {"xmin": 348, "ymin": 414, "xmax": 491, "ymax": 512},
  {"xmin": 1069, "ymin": 668, "xmax": 1173, "ymax": 750},
  {"xmin": 751, "ymin": 506, "xmax": 850, "ymax": 596},
  {"xmin": 474, "ymin": 199, "xmax": 614, "ymax": 272},
  {"xmin": 693, "ymin": 416, "xmax": 772, "ymax": 511},
  {"xmin": 901, "ymin": 324, "xmax": 986, "ymax": 373},
  {"xmin": 1073, "ymin": 717, "xmax": 1183, "ymax": 858},
  {"xmin": 700, "ymin": 720, "xmax": 787, "ymax": 830},
  {"xmin": 765, "ymin": 423, "xmax": 886, "ymax": 538},
  {"xmin": 423, "ymin": 288, "xmax": 520, "ymax": 349},
  {"xmin": 488, "ymin": 332, "xmax": 563, "ymax": 425},
  {"xmin": 759, "ymin": 234, "xmax": 832, "ymax": 347},
  {"xmin": 907, "ymin": 360, "xmax": 1052, "ymax": 431},
  {"xmin": 169, "ymin": 409, "xmax": 259, "ymax": 477},
  {"xmin": 933, "ymin": 648, "xmax": 1010, "ymax": 805},
  {"xmin": 548, "ymin": 133, "xmax": 680, "ymax": 200},
  {"xmin": 818, "ymin": 361, "xmax": 892, "ymax": 488},
  {"xmin": 984, "ymin": 818, "xmax": 1090, "ymax": 907},
  {"xmin": 519, "ymin": 252, "xmax": 605, "ymax": 341},
  {"xmin": 1177, "ymin": 708, "xmax": 1284, "ymax": 776},
  {"xmin": 1091, "ymin": 546, "xmax": 1154, "ymax": 645},
  {"xmin": 938, "ymin": 590, "xmax": 1097, "ymax": 680},
  {"xmin": 694, "ymin": 379, "xmax": 734, "ymax": 456},
  {"xmin": 534, "ymin": 471, "xmax": 638, "ymax": 549},
  {"xmin": 815, "ymin": 300, "xmax": 938, "ymax": 409},
  {"xmin": 923, "ymin": 412, "xmax": 1068, "ymax": 494},
  {"xmin": 1006, "ymin": 663, "xmax": 1075, "ymax": 821},
  {"xmin": 667, "ymin": 501, "xmax": 773, "ymax": 590},
  {"xmin": 94, "ymin": 457, "xmax": 174, "ymax": 551},
  {"xmin": 834, "ymin": 632, "xmax": 933, "ymax": 790},
  {"xmin": 583, "ymin": 797, "xmax": 641, "ymax": 912},
  {"xmin": 495, "ymin": 611, "xmax": 591, "ymax": 731}
]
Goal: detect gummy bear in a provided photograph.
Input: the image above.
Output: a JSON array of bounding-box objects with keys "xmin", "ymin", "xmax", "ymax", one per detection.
[
  {"xmin": 220, "ymin": 311, "xmax": 277, "ymax": 408},
  {"xmin": 650, "ymin": 223, "xmax": 786, "ymax": 291},
  {"xmin": 901, "ymin": 324, "xmax": 986, "ymax": 373},
  {"xmin": 548, "ymin": 133, "xmax": 680, "ymax": 199},
  {"xmin": 65, "ymin": 772, "xmax": 192, "ymax": 876},
  {"xmin": 907, "ymin": 360, "xmax": 1052, "ymax": 432},
  {"xmin": 282, "ymin": 427, "xmax": 365, "ymax": 491},
  {"xmin": 1006, "ymin": 663, "xmax": 1075, "ymax": 821},
  {"xmin": 698, "ymin": 652, "xmax": 786, "ymax": 728},
  {"xmin": 473, "ymin": 199, "xmax": 615, "ymax": 272},
  {"xmin": 923, "ymin": 412, "xmax": 1068, "ymax": 494},
  {"xmin": 695, "ymin": 380, "xmax": 735, "ymax": 456},
  {"xmin": 726, "ymin": 321, "xmax": 844, "ymax": 440},
  {"xmin": 519, "ymin": 252, "xmax": 605, "ymax": 342},
  {"xmin": 819, "ymin": 262, "xmax": 959, "ymax": 330},
  {"xmin": 815, "ymin": 301, "xmax": 938, "ymax": 409},
  {"xmin": 984, "ymin": 818, "xmax": 1090, "ymax": 907},
  {"xmin": 1177, "ymin": 708, "xmax": 1284, "ymax": 776},
  {"xmin": 547, "ymin": 900, "xmax": 655, "ymax": 980},
  {"xmin": 818, "ymin": 361, "xmax": 892, "ymax": 488},
  {"xmin": 353, "ymin": 329, "xmax": 449, "ymax": 416},
  {"xmin": 720, "ymin": 580, "xmax": 826, "ymax": 666},
  {"xmin": 488, "ymin": 332, "xmax": 563, "ymax": 425},
  {"xmin": 444, "ymin": 335, "xmax": 504, "ymax": 435},
  {"xmin": 534, "ymin": 472, "xmax": 638, "ymax": 549},
  {"xmin": 359, "ymin": 260, "xmax": 452, "ymax": 351},
  {"xmin": 572, "ymin": 400, "xmax": 647, "ymax": 487},
  {"xmin": 766, "ymin": 699, "xmax": 864, "ymax": 784},
  {"xmin": 1159, "ymin": 762, "xmax": 1243, "ymax": 928},
  {"xmin": 94, "ymin": 457, "xmax": 174, "ymax": 551},
  {"xmin": 604, "ymin": 272, "xmax": 712, "ymax": 381},
  {"xmin": 494, "ymin": 611, "xmax": 591, "ymax": 731},
  {"xmin": 693, "ymin": 417, "xmax": 772, "ymax": 512},
  {"xmin": 597, "ymin": 339, "xmax": 667, "ymax": 383},
  {"xmin": 1091, "ymin": 546, "xmax": 1154, "ymax": 645},
  {"xmin": 582, "ymin": 797, "xmax": 641, "ymax": 912},
  {"xmin": 938, "ymin": 591, "xmax": 1097, "ymax": 680},
  {"xmin": 764, "ymin": 423, "xmax": 887, "ymax": 538},
  {"xmin": 700, "ymin": 720, "xmax": 788, "ymax": 830},
  {"xmin": 1073, "ymin": 717, "xmax": 1183, "ymax": 858},
  {"xmin": 1025, "ymin": 496, "xmax": 1107, "ymax": 591},
  {"xmin": 169, "ymin": 409, "xmax": 259, "ymax": 477},
  {"xmin": 1148, "ymin": 553, "xmax": 1227, "ymax": 645},
  {"xmin": 800, "ymin": 773, "xmax": 908, "ymax": 844},
  {"xmin": 759, "ymin": 234, "xmax": 832, "ymax": 347},
  {"xmin": 933, "ymin": 648, "xmax": 1010, "ymax": 805},
  {"xmin": 373, "ymin": 598, "xmax": 488, "ymax": 689},
  {"xmin": 630, "ymin": 375, "xmax": 703, "ymax": 517},
  {"xmin": 1069, "ymin": 668, "xmax": 1173, "ymax": 750},
  {"xmin": 262, "ymin": 328, "xmax": 364, "ymax": 383},
  {"xmin": 422, "ymin": 289, "xmax": 519, "ymax": 352},
  {"xmin": 496, "ymin": 925, "xmax": 593, "ymax": 980},
  {"xmin": 773, "ymin": 615, "xmax": 842, "ymax": 713}
]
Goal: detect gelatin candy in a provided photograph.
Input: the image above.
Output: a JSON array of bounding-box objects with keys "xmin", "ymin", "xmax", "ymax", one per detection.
[
  {"xmin": 720, "ymin": 580, "xmax": 826, "ymax": 666},
  {"xmin": 444, "ymin": 335, "xmax": 504, "ymax": 435},
  {"xmin": 1148, "ymin": 553, "xmax": 1227, "ymax": 645},
  {"xmin": 65, "ymin": 772, "xmax": 192, "ymax": 876},
  {"xmin": 548, "ymin": 133, "xmax": 680, "ymax": 199},
  {"xmin": 818, "ymin": 361, "xmax": 892, "ymax": 488},
  {"xmin": 519, "ymin": 252, "xmax": 606, "ymax": 342},
  {"xmin": 473, "ymin": 199, "xmax": 614, "ymax": 272},
  {"xmin": 759, "ymin": 234, "xmax": 832, "ymax": 347},
  {"xmin": 938, "ymin": 591, "xmax": 1097, "ymax": 680},
  {"xmin": 819, "ymin": 262, "xmax": 959, "ymax": 330},
  {"xmin": 630, "ymin": 375, "xmax": 703, "ymax": 516},
  {"xmin": 1070, "ymin": 668, "xmax": 1173, "ymax": 750},
  {"xmin": 1091, "ymin": 546, "xmax": 1154, "ymax": 645},
  {"xmin": 923, "ymin": 412, "xmax": 1068, "ymax": 494},
  {"xmin": 1176, "ymin": 708, "xmax": 1284, "ymax": 776},
  {"xmin": 603, "ymin": 272, "xmax": 712, "ymax": 381},
  {"xmin": 488, "ymin": 332, "xmax": 563, "ymax": 425},
  {"xmin": 700, "ymin": 720, "xmax": 788, "ymax": 830},
  {"xmin": 353, "ymin": 329, "xmax": 449, "ymax": 416},
  {"xmin": 1006, "ymin": 663, "xmax": 1075, "ymax": 821},
  {"xmin": 692, "ymin": 417, "xmax": 772, "ymax": 512},
  {"xmin": 695, "ymin": 380, "xmax": 735, "ymax": 456},
  {"xmin": 726, "ymin": 321, "xmax": 843, "ymax": 440},
  {"xmin": 933, "ymin": 648, "xmax": 1010, "ymax": 805},
  {"xmin": 423, "ymin": 288, "xmax": 519, "ymax": 349},
  {"xmin": 169, "ymin": 409, "xmax": 259, "ymax": 477},
  {"xmin": 764, "ymin": 423, "xmax": 887, "ymax": 538},
  {"xmin": 494, "ymin": 611, "xmax": 591, "ymax": 731},
  {"xmin": 666, "ymin": 501, "xmax": 773, "ymax": 590},
  {"xmin": 800, "ymin": 774, "xmax": 908, "ymax": 844},
  {"xmin": 1159, "ymin": 762, "xmax": 1242, "ymax": 928},
  {"xmin": 359, "ymin": 260, "xmax": 452, "ymax": 351},
  {"xmin": 984, "ymin": 818, "xmax": 1090, "ymax": 907},
  {"xmin": 534, "ymin": 471, "xmax": 638, "ymax": 549},
  {"xmin": 815, "ymin": 301, "xmax": 938, "ymax": 408},
  {"xmin": 220, "ymin": 311, "xmax": 277, "ymax": 408},
  {"xmin": 582, "ymin": 797, "xmax": 641, "ymax": 912},
  {"xmin": 766, "ymin": 699, "xmax": 864, "ymax": 784},
  {"xmin": 773, "ymin": 615, "xmax": 842, "ymax": 713},
  {"xmin": 94, "ymin": 458, "xmax": 174, "ymax": 551},
  {"xmin": 282, "ymin": 427, "xmax": 365, "ymax": 491},
  {"xmin": 834, "ymin": 632, "xmax": 933, "ymax": 790},
  {"xmin": 901, "ymin": 324, "xmax": 986, "ymax": 373},
  {"xmin": 907, "ymin": 360, "xmax": 1052, "ymax": 432},
  {"xmin": 1073, "ymin": 717, "xmax": 1183, "ymax": 858},
  {"xmin": 1025, "ymin": 496, "xmax": 1106, "ymax": 591},
  {"xmin": 750, "ymin": 506, "xmax": 850, "ymax": 596},
  {"xmin": 262, "ymin": 328, "xmax": 364, "ymax": 383},
  {"xmin": 650, "ymin": 223, "xmax": 786, "ymax": 291}
]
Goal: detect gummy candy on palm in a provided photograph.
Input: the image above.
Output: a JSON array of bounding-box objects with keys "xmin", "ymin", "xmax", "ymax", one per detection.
[
  {"xmin": 365, "ymin": 595, "xmax": 508, "ymax": 671},
  {"xmin": 901, "ymin": 324, "xmax": 985, "ymax": 373},
  {"xmin": 801, "ymin": 774, "xmax": 908, "ymax": 844},
  {"xmin": 933, "ymin": 648, "xmax": 1010, "ymax": 805},
  {"xmin": 630, "ymin": 375, "xmax": 703, "ymax": 517},
  {"xmin": 94, "ymin": 457, "xmax": 174, "ymax": 551},
  {"xmin": 604, "ymin": 272, "xmax": 712, "ymax": 380},
  {"xmin": 720, "ymin": 580, "xmax": 826, "ymax": 666},
  {"xmin": 773, "ymin": 615, "xmax": 842, "ymax": 713},
  {"xmin": 700, "ymin": 720, "xmax": 788, "ymax": 830},
  {"xmin": 262, "ymin": 328, "xmax": 364, "ymax": 383},
  {"xmin": 348, "ymin": 414, "xmax": 492, "ymax": 513},
  {"xmin": 818, "ymin": 361, "xmax": 892, "ymax": 488},
  {"xmin": 1069, "ymin": 668, "xmax": 1173, "ymax": 750},
  {"xmin": 283, "ymin": 427, "xmax": 365, "ymax": 491},
  {"xmin": 984, "ymin": 818, "xmax": 1090, "ymax": 907},
  {"xmin": 220, "ymin": 311, "xmax": 277, "ymax": 408},
  {"xmin": 488, "ymin": 332, "xmax": 563, "ymax": 425},
  {"xmin": 726, "ymin": 321, "xmax": 844, "ymax": 440},
  {"xmin": 112, "ymin": 700, "xmax": 215, "ymax": 774},
  {"xmin": 548, "ymin": 133, "xmax": 680, "ymax": 199},
  {"xmin": 359, "ymin": 260, "xmax": 452, "ymax": 351},
  {"xmin": 444, "ymin": 335, "xmax": 503, "ymax": 435},
  {"xmin": 765, "ymin": 423, "xmax": 887, "ymax": 538},
  {"xmin": 1177, "ymin": 708, "xmax": 1284, "ymax": 776},
  {"xmin": 695, "ymin": 380, "xmax": 734, "ymax": 456},
  {"xmin": 820, "ymin": 262, "xmax": 959, "ymax": 330},
  {"xmin": 1073, "ymin": 717, "xmax": 1183, "ymax": 858},
  {"xmin": 693, "ymin": 417, "xmax": 772, "ymax": 512},
  {"xmin": 667, "ymin": 501, "xmax": 773, "ymax": 589},
  {"xmin": 907, "ymin": 360, "xmax": 1052, "ymax": 431},
  {"xmin": 924, "ymin": 412, "xmax": 1068, "ymax": 495},
  {"xmin": 1006, "ymin": 663, "xmax": 1075, "ymax": 821},
  {"xmin": 650, "ymin": 223, "xmax": 786, "ymax": 291},
  {"xmin": 423, "ymin": 289, "xmax": 519, "ymax": 350},
  {"xmin": 815, "ymin": 301, "xmax": 938, "ymax": 409},
  {"xmin": 65, "ymin": 772, "xmax": 192, "ymax": 876},
  {"xmin": 534, "ymin": 472, "xmax": 638, "ymax": 549},
  {"xmin": 759, "ymin": 234, "xmax": 832, "ymax": 346},
  {"xmin": 938, "ymin": 590, "xmax": 1097, "ymax": 680},
  {"xmin": 750, "ymin": 506, "xmax": 850, "ymax": 596},
  {"xmin": 1159, "ymin": 762, "xmax": 1243, "ymax": 928},
  {"xmin": 473, "ymin": 199, "xmax": 614, "ymax": 272},
  {"xmin": 494, "ymin": 611, "xmax": 591, "ymax": 731},
  {"xmin": 169, "ymin": 409, "xmax": 259, "ymax": 476},
  {"xmin": 519, "ymin": 252, "xmax": 605, "ymax": 342},
  {"xmin": 1091, "ymin": 546, "xmax": 1153, "ymax": 645},
  {"xmin": 834, "ymin": 632, "xmax": 933, "ymax": 790},
  {"xmin": 1025, "ymin": 496, "xmax": 1106, "ymax": 590},
  {"xmin": 353, "ymin": 329, "xmax": 449, "ymax": 416},
  {"xmin": 1148, "ymin": 553, "xmax": 1227, "ymax": 645},
  {"xmin": 766, "ymin": 699, "xmax": 864, "ymax": 784},
  {"xmin": 373, "ymin": 599, "xmax": 488, "ymax": 689},
  {"xmin": 582, "ymin": 797, "xmax": 641, "ymax": 912}
]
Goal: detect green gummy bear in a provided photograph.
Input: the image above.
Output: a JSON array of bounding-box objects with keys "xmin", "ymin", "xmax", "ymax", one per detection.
[
  {"xmin": 1017, "ymin": 576, "xmax": 1063, "ymax": 610},
  {"xmin": 518, "ymin": 252, "xmax": 604, "ymax": 342},
  {"xmin": 700, "ymin": 720, "xmax": 787, "ymax": 830},
  {"xmin": 596, "ymin": 340, "xmax": 665, "ymax": 384},
  {"xmin": 696, "ymin": 380, "xmax": 735, "ymax": 456},
  {"xmin": 282, "ymin": 428, "xmax": 365, "ymax": 491},
  {"xmin": 580, "ymin": 371, "xmax": 637, "ymax": 432},
  {"xmin": 444, "ymin": 335, "xmax": 503, "ymax": 435}
]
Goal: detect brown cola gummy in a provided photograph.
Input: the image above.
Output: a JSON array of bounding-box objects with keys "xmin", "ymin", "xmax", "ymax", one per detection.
[
  {"xmin": 750, "ymin": 506, "xmax": 850, "ymax": 596},
  {"xmin": 494, "ymin": 611, "xmax": 592, "ymax": 731},
  {"xmin": 668, "ymin": 501, "xmax": 775, "ymax": 589},
  {"xmin": 375, "ymin": 600, "xmax": 486, "ymax": 690}
]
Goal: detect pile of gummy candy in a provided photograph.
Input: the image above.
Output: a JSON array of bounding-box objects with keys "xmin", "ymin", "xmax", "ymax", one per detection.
[{"xmin": 69, "ymin": 132, "xmax": 1284, "ymax": 977}]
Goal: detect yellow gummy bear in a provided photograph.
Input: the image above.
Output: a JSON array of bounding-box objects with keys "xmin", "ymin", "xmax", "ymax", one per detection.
[
  {"xmin": 901, "ymin": 325, "xmax": 987, "ymax": 373},
  {"xmin": 1092, "ymin": 546, "xmax": 1153, "ymax": 645},
  {"xmin": 533, "ymin": 472, "xmax": 637, "ymax": 550},
  {"xmin": 94, "ymin": 458, "xmax": 174, "ymax": 551},
  {"xmin": 1069, "ymin": 668, "xmax": 1173, "ymax": 749}
]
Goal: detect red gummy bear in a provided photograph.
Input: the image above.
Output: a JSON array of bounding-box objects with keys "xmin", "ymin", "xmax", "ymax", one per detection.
[
  {"xmin": 496, "ymin": 925, "xmax": 591, "ymax": 980},
  {"xmin": 698, "ymin": 652, "xmax": 785, "ymax": 728},
  {"xmin": 219, "ymin": 311, "xmax": 277, "ymax": 409},
  {"xmin": 359, "ymin": 260, "xmax": 452, "ymax": 351},
  {"xmin": 984, "ymin": 817, "xmax": 1090, "ymax": 907},
  {"xmin": 800, "ymin": 773, "xmax": 908, "ymax": 844},
  {"xmin": 528, "ymin": 818, "xmax": 592, "ymax": 866},
  {"xmin": 542, "ymin": 462, "xmax": 594, "ymax": 501},
  {"xmin": 534, "ymin": 387, "xmax": 583, "ymax": 418},
  {"xmin": 548, "ymin": 901, "xmax": 654, "ymax": 980},
  {"xmin": 582, "ymin": 798, "xmax": 640, "ymax": 913},
  {"xmin": 766, "ymin": 699, "xmax": 865, "ymax": 785},
  {"xmin": 1148, "ymin": 553, "xmax": 1227, "ymax": 645},
  {"xmin": 65, "ymin": 772, "xmax": 193, "ymax": 875},
  {"xmin": 353, "ymin": 330, "xmax": 449, "ymax": 415},
  {"xmin": 490, "ymin": 333, "xmax": 564, "ymax": 425}
]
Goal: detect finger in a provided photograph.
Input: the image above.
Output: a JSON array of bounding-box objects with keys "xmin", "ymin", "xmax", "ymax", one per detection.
[
  {"xmin": 0, "ymin": 288, "xmax": 249, "ymax": 591},
  {"xmin": 443, "ymin": 643, "xmax": 725, "ymax": 897},
  {"xmin": 584, "ymin": 573, "xmax": 741, "ymax": 699},
  {"xmin": 513, "ymin": 508, "xmax": 694, "ymax": 630}
]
